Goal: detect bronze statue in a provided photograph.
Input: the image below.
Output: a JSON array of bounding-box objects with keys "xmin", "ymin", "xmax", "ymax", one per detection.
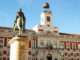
[{"xmin": 13, "ymin": 8, "xmax": 26, "ymax": 36}]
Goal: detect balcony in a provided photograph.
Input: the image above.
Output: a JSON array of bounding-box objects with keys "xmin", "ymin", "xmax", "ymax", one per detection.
[
  {"xmin": 73, "ymin": 48, "xmax": 76, "ymax": 51},
  {"xmin": 67, "ymin": 48, "xmax": 70, "ymax": 51},
  {"xmin": 37, "ymin": 47, "xmax": 64, "ymax": 50}
]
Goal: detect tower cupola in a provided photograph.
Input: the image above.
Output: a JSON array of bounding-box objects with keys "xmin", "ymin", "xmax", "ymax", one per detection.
[
  {"xmin": 43, "ymin": 2, "xmax": 50, "ymax": 9},
  {"xmin": 43, "ymin": 2, "xmax": 51, "ymax": 12}
]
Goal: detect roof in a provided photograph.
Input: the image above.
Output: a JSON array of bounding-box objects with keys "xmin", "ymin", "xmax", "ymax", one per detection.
[
  {"xmin": 0, "ymin": 27, "xmax": 35, "ymax": 32},
  {"xmin": 0, "ymin": 27, "xmax": 80, "ymax": 36},
  {"xmin": 0, "ymin": 27, "xmax": 12, "ymax": 30},
  {"xmin": 59, "ymin": 32, "xmax": 80, "ymax": 36}
]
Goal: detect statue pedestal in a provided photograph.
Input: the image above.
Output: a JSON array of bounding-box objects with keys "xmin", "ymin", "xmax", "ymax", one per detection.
[{"xmin": 9, "ymin": 36, "xmax": 29, "ymax": 60}]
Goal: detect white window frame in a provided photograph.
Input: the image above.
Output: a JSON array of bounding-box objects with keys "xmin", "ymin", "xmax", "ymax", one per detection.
[
  {"xmin": 0, "ymin": 51, "xmax": 2, "ymax": 57},
  {"xmin": 60, "ymin": 42, "xmax": 64, "ymax": 49},
  {"xmin": 78, "ymin": 44, "xmax": 80, "ymax": 50},
  {"xmin": 61, "ymin": 52, "xmax": 64, "ymax": 57},
  {"xmin": 34, "ymin": 40, "xmax": 36, "ymax": 48},
  {"xmin": 0, "ymin": 39, "xmax": 4, "ymax": 48},
  {"xmin": 31, "ymin": 40, "xmax": 34, "ymax": 48},
  {"xmin": 66, "ymin": 43, "xmax": 70, "ymax": 50},
  {"xmin": 40, "ymin": 41, "xmax": 44, "ymax": 48},
  {"xmin": 53, "ymin": 41, "xmax": 57, "ymax": 48},
  {"xmin": 7, "ymin": 39, "xmax": 10, "ymax": 48},
  {"xmin": 73, "ymin": 53, "xmax": 76, "ymax": 57},
  {"xmin": 48, "ymin": 40, "xmax": 52, "ymax": 48},
  {"xmin": 72, "ymin": 43, "xmax": 76, "ymax": 50},
  {"xmin": 68, "ymin": 53, "xmax": 71, "ymax": 57}
]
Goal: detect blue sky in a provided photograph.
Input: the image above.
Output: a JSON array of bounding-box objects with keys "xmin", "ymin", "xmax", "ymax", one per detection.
[{"xmin": 0, "ymin": 0, "xmax": 80, "ymax": 34}]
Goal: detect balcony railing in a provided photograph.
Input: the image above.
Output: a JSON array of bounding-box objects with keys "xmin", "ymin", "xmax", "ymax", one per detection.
[
  {"xmin": 32, "ymin": 54, "xmax": 36, "ymax": 56},
  {"xmin": 37, "ymin": 47, "xmax": 64, "ymax": 50}
]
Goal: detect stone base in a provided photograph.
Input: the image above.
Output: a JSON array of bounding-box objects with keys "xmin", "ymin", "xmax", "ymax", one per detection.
[{"xmin": 9, "ymin": 36, "xmax": 30, "ymax": 60}]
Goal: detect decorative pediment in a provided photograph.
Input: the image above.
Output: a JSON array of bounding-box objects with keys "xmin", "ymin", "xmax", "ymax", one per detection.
[{"xmin": 37, "ymin": 31, "xmax": 59, "ymax": 37}]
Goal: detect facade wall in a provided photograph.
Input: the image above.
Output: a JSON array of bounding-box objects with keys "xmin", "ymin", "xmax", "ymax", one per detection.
[
  {"xmin": 37, "ymin": 34, "xmax": 80, "ymax": 60},
  {"xmin": 0, "ymin": 27, "xmax": 38, "ymax": 60},
  {"xmin": 0, "ymin": 27, "xmax": 80, "ymax": 60}
]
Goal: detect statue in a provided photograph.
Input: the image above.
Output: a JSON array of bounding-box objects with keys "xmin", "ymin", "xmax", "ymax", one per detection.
[{"xmin": 13, "ymin": 8, "xmax": 26, "ymax": 36}]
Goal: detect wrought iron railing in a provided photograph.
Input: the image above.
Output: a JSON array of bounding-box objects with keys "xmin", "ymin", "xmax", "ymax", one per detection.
[{"xmin": 37, "ymin": 47, "xmax": 64, "ymax": 50}]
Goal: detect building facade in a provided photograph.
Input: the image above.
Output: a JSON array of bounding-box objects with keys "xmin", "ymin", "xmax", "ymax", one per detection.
[{"xmin": 0, "ymin": 2, "xmax": 80, "ymax": 60}]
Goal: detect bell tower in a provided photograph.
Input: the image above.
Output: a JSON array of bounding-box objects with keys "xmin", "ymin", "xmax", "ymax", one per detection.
[{"xmin": 41, "ymin": 2, "xmax": 53, "ymax": 26}]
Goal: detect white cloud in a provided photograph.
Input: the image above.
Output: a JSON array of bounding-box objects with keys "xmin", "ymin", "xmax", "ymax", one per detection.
[
  {"xmin": 17, "ymin": 0, "xmax": 33, "ymax": 6},
  {"xmin": 0, "ymin": 10, "xmax": 12, "ymax": 20}
]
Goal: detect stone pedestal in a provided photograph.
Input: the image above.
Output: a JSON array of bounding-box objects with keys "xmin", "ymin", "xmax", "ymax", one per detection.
[{"xmin": 9, "ymin": 36, "xmax": 29, "ymax": 60}]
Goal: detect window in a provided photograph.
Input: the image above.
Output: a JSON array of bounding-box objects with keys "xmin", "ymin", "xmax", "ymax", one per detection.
[
  {"xmin": 34, "ymin": 41, "xmax": 36, "ymax": 49},
  {"xmin": 62, "ymin": 58, "xmax": 64, "ymax": 60},
  {"xmin": 34, "ymin": 58, "xmax": 35, "ymax": 60},
  {"xmin": 79, "ymin": 54, "xmax": 80, "ymax": 57},
  {"xmin": 0, "ymin": 39, "xmax": 3, "ymax": 48},
  {"xmin": 72, "ymin": 43, "xmax": 76, "ymax": 50},
  {"xmin": 73, "ymin": 53, "xmax": 76, "ymax": 57},
  {"xmin": 53, "ymin": 41, "xmax": 58, "ymax": 49},
  {"xmin": 0, "ymin": 40, "xmax": 3, "ymax": 42},
  {"xmin": 66, "ymin": 43, "xmax": 70, "ymax": 50},
  {"xmin": 60, "ymin": 42, "xmax": 64, "ymax": 49},
  {"xmin": 0, "ymin": 51, "xmax": 2, "ymax": 56},
  {"xmin": 48, "ymin": 41, "xmax": 52, "ymax": 49},
  {"xmin": 47, "ymin": 17, "xmax": 50, "ymax": 22},
  {"xmin": 7, "ymin": 51, "xmax": 10, "ymax": 56},
  {"xmin": 78, "ymin": 44, "xmax": 80, "ymax": 50},
  {"xmin": 40, "ymin": 41, "xmax": 44, "ymax": 48},
  {"xmin": 68, "ymin": 53, "xmax": 71, "ymax": 57},
  {"xmin": 32, "ymin": 41, "xmax": 34, "ymax": 48},
  {"xmin": 61, "ymin": 52, "xmax": 64, "ymax": 57},
  {"xmin": 32, "ymin": 58, "xmax": 33, "ymax": 60},
  {"xmin": 7, "ymin": 58, "xmax": 9, "ymax": 60},
  {"xmin": 28, "ymin": 57, "xmax": 31, "ymax": 60},
  {"xmin": 31, "ymin": 40, "xmax": 36, "ymax": 49},
  {"xmin": 7, "ymin": 39, "xmax": 10, "ymax": 48},
  {"xmin": 55, "ymin": 58, "xmax": 58, "ymax": 60}
]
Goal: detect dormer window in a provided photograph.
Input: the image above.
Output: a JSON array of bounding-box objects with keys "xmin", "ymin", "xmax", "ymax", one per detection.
[{"xmin": 47, "ymin": 16, "xmax": 50, "ymax": 22}]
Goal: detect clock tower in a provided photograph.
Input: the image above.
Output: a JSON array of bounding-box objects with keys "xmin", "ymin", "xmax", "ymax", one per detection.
[
  {"xmin": 41, "ymin": 2, "xmax": 53, "ymax": 26},
  {"xmin": 33, "ymin": 2, "xmax": 59, "ymax": 36}
]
